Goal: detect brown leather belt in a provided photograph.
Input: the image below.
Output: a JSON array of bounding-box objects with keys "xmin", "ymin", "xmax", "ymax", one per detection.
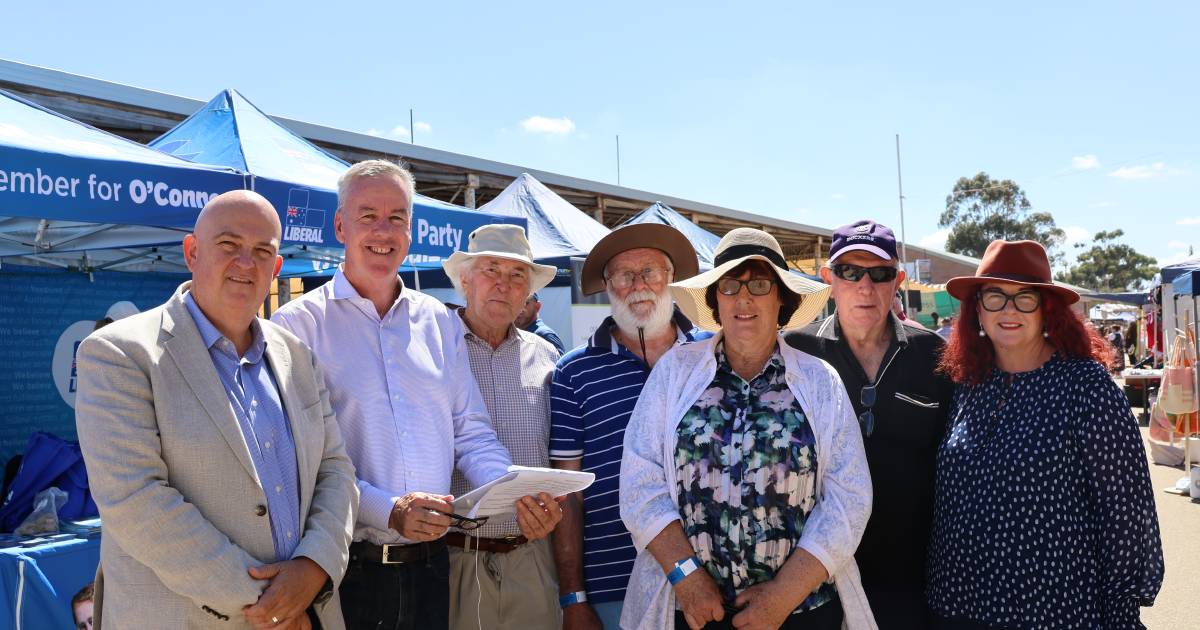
[
  {"xmin": 444, "ymin": 531, "xmax": 528, "ymax": 554},
  {"xmin": 350, "ymin": 539, "xmax": 446, "ymax": 565}
]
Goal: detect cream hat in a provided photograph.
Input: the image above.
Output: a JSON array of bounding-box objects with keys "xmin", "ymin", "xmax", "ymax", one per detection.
[
  {"xmin": 441, "ymin": 224, "xmax": 558, "ymax": 294},
  {"xmin": 669, "ymin": 227, "xmax": 830, "ymax": 332}
]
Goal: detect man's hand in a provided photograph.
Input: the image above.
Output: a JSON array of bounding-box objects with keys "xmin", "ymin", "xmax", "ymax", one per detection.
[
  {"xmin": 674, "ymin": 569, "xmax": 725, "ymax": 630},
  {"xmin": 514, "ymin": 492, "xmax": 563, "ymax": 541},
  {"xmin": 388, "ymin": 492, "xmax": 454, "ymax": 541},
  {"xmin": 561, "ymin": 602, "xmax": 604, "ymax": 630},
  {"xmin": 732, "ymin": 580, "xmax": 803, "ymax": 630},
  {"xmin": 243, "ymin": 558, "xmax": 326, "ymax": 630}
]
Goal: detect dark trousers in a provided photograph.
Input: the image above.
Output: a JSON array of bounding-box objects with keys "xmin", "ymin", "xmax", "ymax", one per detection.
[
  {"xmin": 866, "ymin": 589, "xmax": 933, "ymax": 629},
  {"xmin": 340, "ymin": 542, "xmax": 450, "ymax": 630},
  {"xmin": 675, "ymin": 595, "xmax": 843, "ymax": 630}
]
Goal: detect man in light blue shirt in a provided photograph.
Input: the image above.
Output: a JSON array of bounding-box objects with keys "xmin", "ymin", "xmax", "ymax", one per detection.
[{"xmin": 273, "ymin": 161, "xmax": 562, "ymax": 630}]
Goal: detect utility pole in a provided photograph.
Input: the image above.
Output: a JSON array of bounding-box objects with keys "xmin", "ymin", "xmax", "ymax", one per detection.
[
  {"xmin": 410, "ymin": 109, "xmax": 415, "ymax": 144},
  {"xmin": 895, "ymin": 134, "xmax": 910, "ymax": 313}
]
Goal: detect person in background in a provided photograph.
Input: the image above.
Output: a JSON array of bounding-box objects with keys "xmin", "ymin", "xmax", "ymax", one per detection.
[
  {"xmin": 516, "ymin": 292, "xmax": 565, "ymax": 354},
  {"xmin": 550, "ymin": 223, "xmax": 703, "ymax": 630},
  {"xmin": 76, "ymin": 191, "xmax": 358, "ymax": 630},
  {"xmin": 620, "ymin": 228, "xmax": 873, "ymax": 630},
  {"xmin": 787, "ymin": 219, "xmax": 951, "ymax": 628},
  {"xmin": 935, "ymin": 316, "xmax": 954, "ymax": 340},
  {"xmin": 72, "ymin": 582, "xmax": 94, "ymax": 630},
  {"xmin": 930, "ymin": 239, "xmax": 1163, "ymax": 628},
  {"xmin": 271, "ymin": 160, "xmax": 560, "ymax": 630},
  {"xmin": 930, "ymin": 312, "xmax": 941, "ymax": 330},
  {"xmin": 441, "ymin": 224, "xmax": 564, "ymax": 630}
]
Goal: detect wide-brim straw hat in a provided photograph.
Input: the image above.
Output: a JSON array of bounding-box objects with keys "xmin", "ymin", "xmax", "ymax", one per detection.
[
  {"xmin": 670, "ymin": 228, "xmax": 831, "ymax": 332},
  {"xmin": 580, "ymin": 223, "xmax": 700, "ymax": 296},
  {"xmin": 945, "ymin": 239, "xmax": 1079, "ymax": 304},
  {"xmin": 442, "ymin": 224, "xmax": 558, "ymax": 294}
]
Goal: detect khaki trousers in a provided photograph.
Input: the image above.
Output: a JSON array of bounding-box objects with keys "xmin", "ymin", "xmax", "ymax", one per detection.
[{"xmin": 448, "ymin": 537, "xmax": 560, "ymax": 630}]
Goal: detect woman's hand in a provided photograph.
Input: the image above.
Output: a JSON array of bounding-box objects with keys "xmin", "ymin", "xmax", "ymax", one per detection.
[
  {"xmin": 732, "ymin": 580, "xmax": 800, "ymax": 630},
  {"xmin": 674, "ymin": 569, "xmax": 725, "ymax": 629}
]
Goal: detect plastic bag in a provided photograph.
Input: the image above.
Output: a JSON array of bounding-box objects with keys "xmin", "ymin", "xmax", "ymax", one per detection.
[{"xmin": 14, "ymin": 487, "xmax": 67, "ymax": 536}]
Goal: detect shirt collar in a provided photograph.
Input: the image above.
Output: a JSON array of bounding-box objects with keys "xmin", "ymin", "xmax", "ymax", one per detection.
[
  {"xmin": 817, "ymin": 311, "xmax": 909, "ymax": 347},
  {"xmin": 589, "ymin": 306, "xmax": 698, "ymax": 353},
  {"xmin": 331, "ymin": 264, "xmax": 409, "ymax": 305},
  {"xmin": 458, "ymin": 308, "xmax": 520, "ymax": 349},
  {"xmin": 183, "ymin": 291, "xmax": 267, "ymax": 363}
]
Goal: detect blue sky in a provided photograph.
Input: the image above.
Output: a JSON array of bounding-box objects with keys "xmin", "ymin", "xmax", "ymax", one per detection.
[{"xmin": 4, "ymin": 1, "xmax": 1196, "ymax": 270}]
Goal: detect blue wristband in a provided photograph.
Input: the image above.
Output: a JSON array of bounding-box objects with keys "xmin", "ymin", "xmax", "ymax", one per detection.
[
  {"xmin": 559, "ymin": 591, "xmax": 588, "ymax": 608},
  {"xmin": 667, "ymin": 556, "xmax": 703, "ymax": 585}
]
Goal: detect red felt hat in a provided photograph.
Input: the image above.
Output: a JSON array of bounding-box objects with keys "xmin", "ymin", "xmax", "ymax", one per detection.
[{"xmin": 945, "ymin": 240, "xmax": 1079, "ymax": 304}]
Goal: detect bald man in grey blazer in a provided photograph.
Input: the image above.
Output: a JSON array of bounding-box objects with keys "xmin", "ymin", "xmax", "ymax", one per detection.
[{"xmin": 75, "ymin": 191, "xmax": 358, "ymax": 630}]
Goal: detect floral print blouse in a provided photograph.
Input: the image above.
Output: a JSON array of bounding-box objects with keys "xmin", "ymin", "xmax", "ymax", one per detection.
[{"xmin": 674, "ymin": 341, "xmax": 836, "ymax": 612}]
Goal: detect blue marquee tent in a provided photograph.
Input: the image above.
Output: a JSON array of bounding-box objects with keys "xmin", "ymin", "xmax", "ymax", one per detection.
[
  {"xmin": 149, "ymin": 89, "xmax": 524, "ymax": 276},
  {"xmin": 621, "ymin": 201, "xmax": 719, "ymax": 270},
  {"xmin": 477, "ymin": 173, "xmax": 609, "ymax": 261},
  {"xmin": 0, "ymin": 88, "xmax": 248, "ymax": 271}
]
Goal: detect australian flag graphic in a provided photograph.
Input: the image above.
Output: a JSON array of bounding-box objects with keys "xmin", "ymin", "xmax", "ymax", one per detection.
[{"xmin": 283, "ymin": 188, "xmax": 327, "ymax": 244}]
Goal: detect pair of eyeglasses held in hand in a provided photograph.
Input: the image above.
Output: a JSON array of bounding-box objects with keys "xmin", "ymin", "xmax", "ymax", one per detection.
[{"xmin": 428, "ymin": 509, "xmax": 488, "ymax": 531}]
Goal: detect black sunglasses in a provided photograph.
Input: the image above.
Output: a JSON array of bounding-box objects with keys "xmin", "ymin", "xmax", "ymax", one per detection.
[
  {"xmin": 830, "ymin": 262, "xmax": 897, "ymax": 282},
  {"xmin": 978, "ymin": 289, "xmax": 1041, "ymax": 313},
  {"xmin": 859, "ymin": 384, "xmax": 876, "ymax": 437},
  {"xmin": 716, "ymin": 277, "xmax": 776, "ymax": 296},
  {"xmin": 831, "ymin": 263, "xmax": 898, "ymax": 283}
]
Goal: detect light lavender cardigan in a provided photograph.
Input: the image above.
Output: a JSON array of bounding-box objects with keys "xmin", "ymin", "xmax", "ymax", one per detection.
[{"xmin": 618, "ymin": 333, "xmax": 877, "ymax": 630}]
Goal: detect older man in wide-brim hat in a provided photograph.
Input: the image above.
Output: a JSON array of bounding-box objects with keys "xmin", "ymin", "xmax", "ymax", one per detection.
[
  {"xmin": 439, "ymin": 224, "xmax": 566, "ymax": 630},
  {"xmin": 548, "ymin": 223, "xmax": 706, "ymax": 630}
]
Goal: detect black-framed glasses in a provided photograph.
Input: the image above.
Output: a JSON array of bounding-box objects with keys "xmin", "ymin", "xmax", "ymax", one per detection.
[
  {"xmin": 716, "ymin": 277, "xmax": 776, "ymax": 296},
  {"xmin": 605, "ymin": 267, "xmax": 668, "ymax": 290},
  {"xmin": 858, "ymin": 384, "xmax": 876, "ymax": 437},
  {"xmin": 435, "ymin": 510, "xmax": 489, "ymax": 531},
  {"xmin": 831, "ymin": 263, "xmax": 899, "ymax": 283},
  {"xmin": 978, "ymin": 289, "xmax": 1041, "ymax": 313}
]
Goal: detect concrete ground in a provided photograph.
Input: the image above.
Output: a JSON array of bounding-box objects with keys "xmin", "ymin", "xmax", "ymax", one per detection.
[{"xmin": 1139, "ymin": 424, "xmax": 1198, "ymax": 629}]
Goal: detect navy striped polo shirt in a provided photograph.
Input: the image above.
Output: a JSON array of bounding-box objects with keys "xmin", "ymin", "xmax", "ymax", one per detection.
[{"xmin": 549, "ymin": 309, "xmax": 708, "ymax": 603}]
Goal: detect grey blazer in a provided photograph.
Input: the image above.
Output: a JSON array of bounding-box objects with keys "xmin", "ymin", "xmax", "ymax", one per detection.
[{"xmin": 75, "ymin": 283, "xmax": 358, "ymax": 629}]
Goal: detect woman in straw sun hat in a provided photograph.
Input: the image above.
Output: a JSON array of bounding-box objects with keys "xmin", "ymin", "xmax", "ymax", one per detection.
[
  {"xmin": 928, "ymin": 239, "xmax": 1162, "ymax": 629},
  {"xmin": 619, "ymin": 228, "xmax": 876, "ymax": 630}
]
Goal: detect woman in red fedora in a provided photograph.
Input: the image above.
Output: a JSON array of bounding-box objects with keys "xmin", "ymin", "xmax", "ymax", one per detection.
[{"xmin": 928, "ymin": 240, "xmax": 1163, "ymax": 629}]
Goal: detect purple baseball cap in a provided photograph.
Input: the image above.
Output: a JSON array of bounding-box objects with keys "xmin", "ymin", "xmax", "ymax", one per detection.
[{"xmin": 829, "ymin": 219, "xmax": 898, "ymax": 262}]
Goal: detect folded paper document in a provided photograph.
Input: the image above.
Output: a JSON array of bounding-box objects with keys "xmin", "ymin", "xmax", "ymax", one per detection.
[{"xmin": 453, "ymin": 465, "xmax": 595, "ymax": 519}]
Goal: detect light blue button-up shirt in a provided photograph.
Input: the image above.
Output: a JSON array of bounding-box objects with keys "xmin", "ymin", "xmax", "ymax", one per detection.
[
  {"xmin": 271, "ymin": 266, "xmax": 512, "ymax": 545},
  {"xmin": 184, "ymin": 292, "xmax": 301, "ymax": 561}
]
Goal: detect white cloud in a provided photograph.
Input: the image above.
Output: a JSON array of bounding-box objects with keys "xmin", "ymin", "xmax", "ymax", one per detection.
[
  {"xmin": 414, "ymin": 121, "xmax": 433, "ymax": 134},
  {"xmin": 519, "ymin": 115, "xmax": 576, "ymax": 136},
  {"xmin": 1063, "ymin": 225, "xmax": 1090, "ymax": 245},
  {"xmin": 1108, "ymin": 162, "xmax": 1174, "ymax": 180},
  {"xmin": 366, "ymin": 128, "xmax": 382, "ymax": 137},
  {"xmin": 919, "ymin": 229, "xmax": 950, "ymax": 249},
  {"xmin": 1177, "ymin": 217, "xmax": 1200, "ymax": 226},
  {"xmin": 1072, "ymin": 154, "xmax": 1100, "ymax": 170},
  {"xmin": 1168, "ymin": 240, "xmax": 1190, "ymax": 250},
  {"xmin": 388, "ymin": 125, "xmax": 411, "ymax": 139},
  {"xmin": 1158, "ymin": 250, "xmax": 1194, "ymax": 267}
]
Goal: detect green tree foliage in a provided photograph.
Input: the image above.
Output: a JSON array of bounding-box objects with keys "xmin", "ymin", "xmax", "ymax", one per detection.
[
  {"xmin": 1055, "ymin": 229, "xmax": 1157, "ymax": 292},
  {"xmin": 938, "ymin": 172, "xmax": 1065, "ymax": 258}
]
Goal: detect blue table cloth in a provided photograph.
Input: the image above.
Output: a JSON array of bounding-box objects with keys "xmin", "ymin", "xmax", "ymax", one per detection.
[{"xmin": 0, "ymin": 536, "xmax": 99, "ymax": 630}]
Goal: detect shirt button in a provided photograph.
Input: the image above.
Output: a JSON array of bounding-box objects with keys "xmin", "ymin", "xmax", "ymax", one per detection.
[
  {"xmin": 286, "ymin": 532, "xmax": 293, "ymax": 539},
  {"xmin": 275, "ymin": 485, "xmax": 282, "ymax": 493},
  {"xmin": 264, "ymin": 442, "xmax": 271, "ymax": 449},
  {"xmin": 254, "ymin": 504, "xmax": 267, "ymax": 516},
  {"xmin": 251, "ymin": 399, "xmax": 258, "ymax": 407}
]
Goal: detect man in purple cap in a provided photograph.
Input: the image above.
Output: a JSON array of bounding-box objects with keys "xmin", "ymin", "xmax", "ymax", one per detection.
[{"xmin": 785, "ymin": 219, "xmax": 952, "ymax": 628}]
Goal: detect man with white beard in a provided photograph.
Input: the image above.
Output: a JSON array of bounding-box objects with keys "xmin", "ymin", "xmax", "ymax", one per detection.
[{"xmin": 549, "ymin": 224, "xmax": 707, "ymax": 630}]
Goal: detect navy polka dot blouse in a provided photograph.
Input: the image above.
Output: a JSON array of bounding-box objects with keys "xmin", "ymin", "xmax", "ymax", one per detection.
[{"xmin": 928, "ymin": 355, "xmax": 1164, "ymax": 629}]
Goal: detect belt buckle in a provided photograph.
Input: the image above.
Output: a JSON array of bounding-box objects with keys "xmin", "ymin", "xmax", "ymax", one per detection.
[
  {"xmin": 500, "ymin": 536, "xmax": 522, "ymax": 548},
  {"xmin": 381, "ymin": 543, "xmax": 405, "ymax": 564}
]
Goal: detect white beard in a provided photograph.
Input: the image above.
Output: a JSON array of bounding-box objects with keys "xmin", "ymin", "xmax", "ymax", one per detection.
[{"xmin": 609, "ymin": 288, "xmax": 674, "ymax": 337}]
